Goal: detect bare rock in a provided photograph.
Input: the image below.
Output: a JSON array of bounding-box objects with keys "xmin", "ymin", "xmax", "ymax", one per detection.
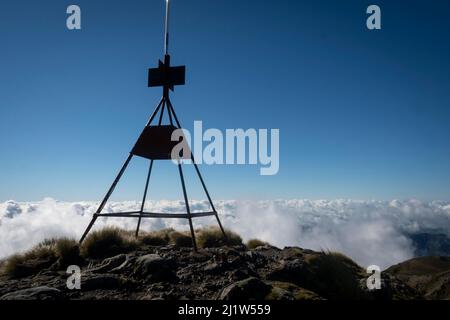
[
  {"xmin": 89, "ymin": 254, "xmax": 128, "ymax": 274},
  {"xmin": 8, "ymin": 257, "xmax": 56, "ymax": 279},
  {"xmin": 0, "ymin": 286, "xmax": 62, "ymax": 300},
  {"xmin": 219, "ymin": 277, "xmax": 271, "ymax": 300},
  {"xmin": 134, "ymin": 254, "xmax": 176, "ymax": 282},
  {"xmin": 82, "ymin": 274, "xmax": 124, "ymax": 291}
]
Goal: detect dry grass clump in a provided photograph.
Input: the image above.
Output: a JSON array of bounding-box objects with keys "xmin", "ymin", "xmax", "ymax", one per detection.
[
  {"xmin": 169, "ymin": 231, "xmax": 193, "ymax": 247},
  {"xmin": 246, "ymin": 239, "xmax": 268, "ymax": 249},
  {"xmin": 140, "ymin": 228, "xmax": 174, "ymax": 246},
  {"xmin": 54, "ymin": 238, "xmax": 82, "ymax": 268},
  {"xmin": 307, "ymin": 251, "xmax": 367, "ymax": 300},
  {"xmin": 140, "ymin": 226, "xmax": 244, "ymax": 248},
  {"xmin": 196, "ymin": 227, "xmax": 243, "ymax": 248},
  {"xmin": 140, "ymin": 228, "xmax": 192, "ymax": 247},
  {"xmin": 1, "ymin": 226, "xmax": 248, "ymax": 278},
  {"xmin": 1, "ymin": 237, "xmax": 81, "ymax": 278},
  {"xmin": 2, "ymin": 246, "xmax": 54, "ymax": 278},
  {"xmin": 80, "ymin": 227, "xmax": 138, "ymax": 259}
]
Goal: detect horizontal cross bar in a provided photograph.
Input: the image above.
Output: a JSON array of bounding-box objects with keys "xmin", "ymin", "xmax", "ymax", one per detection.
[{"xmin": 96, "ymin": 211, "xmax": 216, "ymax": 219}]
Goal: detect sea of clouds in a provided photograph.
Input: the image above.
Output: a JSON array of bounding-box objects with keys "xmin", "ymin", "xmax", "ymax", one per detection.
[{"xmin": 1, "ymin": 198, "xmax": 450, "ymax": 269}]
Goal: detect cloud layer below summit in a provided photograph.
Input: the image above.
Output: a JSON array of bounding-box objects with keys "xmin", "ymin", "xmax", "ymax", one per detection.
[{"xmin": 1, "ymin": 198, "xmax": 449, "ymax": 268}]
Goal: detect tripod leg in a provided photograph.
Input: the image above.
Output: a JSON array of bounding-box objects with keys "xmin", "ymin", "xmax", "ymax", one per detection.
[
  {"xmin": 191, "ymin": 160, "xmax": 227, "ymax": 240},
  {"xmin": 79, "ymin": 215, "xmax": 98, "ymax": 245},
  {"xmin": 158, "ymin": 99, "xmax": 166, "ymax": 125},
  {"xmin": 145, "ymin": 97, "xmax": 164, "ymax": 126},
  {"xmin": 81, "ymin": 97, "xmax": 165, "ymax": 244},
  {"xmin": 136, "ymin": 160, "xmax": 154, "ymax": 237},
  {"xmin": 79, "ymin": 153, "xmax": 133, "ymax": 244},
  {"xmin": 167, "ymin": 99, "xmax": 227, "ymax": 241},
  {"xmin": 214, "ymin": 211, "xmax": 227, "ymax": 240},
  {"xmin": 177, "ymin": 163, "xmax": 198, "ymax": 251},
  {"xmin": 166, "ymin": 99, "xmax": 174, "ymax": 126}
]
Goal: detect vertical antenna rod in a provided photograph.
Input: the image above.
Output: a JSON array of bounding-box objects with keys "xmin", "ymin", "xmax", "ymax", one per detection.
[{"xmin": 164, "ymin": 0, "xmax": 170, "ymax": 55}]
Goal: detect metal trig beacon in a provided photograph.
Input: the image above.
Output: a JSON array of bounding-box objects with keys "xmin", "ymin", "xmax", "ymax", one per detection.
[{"xmin": 80, "ymin": 0, "xmax": 227, "ymax": 251}]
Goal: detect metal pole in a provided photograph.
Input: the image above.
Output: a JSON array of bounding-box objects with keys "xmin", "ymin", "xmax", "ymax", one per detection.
[
  {"xmin": 80, "ymin": 94, "xmax": 165, "ymax": 243},
  {"xmin": 80, "ymin": 153, "xmax": 133, "ymax": 243},
  {"xmin": 167, "ymin": 99, "xmax": 217, "ymax": 209},
  {"xmin": 137, "ymin": 94, "xmax": 166, "ymax": 237},
  {"xmin": 158, "ymin": 98, "xmax": 166, "ymax": 125},
  {"xmin": 167, "ymin": 99, "xmax": 228, "ymax": 241},
  {"xmin": 166, "ymin": 98, "xmax": 174, "ymax": 126},
  {"xmin": 178, "ymin": 163, "xmax": 198, "ymax": 251},
  {"xmin": 164, "ymin": 0, "xmax": 170, "ymax": 56},
  {"xmin": 136, "ymin": 160, "xmax": 154, "ymax": 237},
  {"xmin": 146, "ymin": 97, "xmax": 164, "ymax": 127}
]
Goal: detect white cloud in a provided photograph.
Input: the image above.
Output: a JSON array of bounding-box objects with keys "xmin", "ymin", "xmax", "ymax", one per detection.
[{"xmin": 1, "ymin": 198, "xmax": 449, "ymax": 269}]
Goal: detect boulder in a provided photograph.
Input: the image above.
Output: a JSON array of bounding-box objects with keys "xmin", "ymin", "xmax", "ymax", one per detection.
[
  {"xmin": 81, "ymin": 274, "xmax": 124, "ymax": 291},
  {"xmin": 0, "ymin": 286, "xmax": 62, "ymax": 300},
  {"xmin": 134, "ymin": 254, "xmax": 176, "ymax": 282},
  {"xmin": 219, "ymin": 277, "xmax": 271, "ymax": 300},
  {"xmin": 8, "ymin": 257, "xmax": 56, "ymax": 279},
  {"xmin": 89, "ymin": 254, "xmax": 128, "ymax": 273},
  {"xmin": 266, "ymin": 258, "xmax": 308, "ymax": 284},
  {"xmin": 266, "ymin": 281, "xmax": 324, "ymax": 300},
  {"xmin": 203, "ymin": 262, "xmax": 225, "ymax": 275},
  {"xmin": 265, "ymin": 286, "xmax": 294, "ymax": 300}
]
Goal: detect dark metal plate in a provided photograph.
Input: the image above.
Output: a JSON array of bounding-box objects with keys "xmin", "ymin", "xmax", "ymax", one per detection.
[{"xmin": 131, "ymin": 125, "xmax": 189, "ymax": 160}]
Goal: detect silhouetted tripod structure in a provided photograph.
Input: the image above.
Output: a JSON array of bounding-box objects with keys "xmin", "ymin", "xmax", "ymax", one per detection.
[{"xmin": 79, "ymin": 0, "xmax": 227, "ymax": 251}]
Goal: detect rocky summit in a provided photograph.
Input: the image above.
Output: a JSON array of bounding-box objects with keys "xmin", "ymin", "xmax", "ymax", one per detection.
[{"xmin": 1, "ymin": 241, "xmax": 446, "ymax": 300}]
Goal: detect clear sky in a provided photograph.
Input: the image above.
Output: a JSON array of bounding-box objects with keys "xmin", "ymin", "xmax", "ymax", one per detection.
[{"xmin": 1, "ymin": 0, "xmax": 450, "ymax": 201}]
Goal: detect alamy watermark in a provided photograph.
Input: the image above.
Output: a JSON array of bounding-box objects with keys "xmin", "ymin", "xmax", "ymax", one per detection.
[
  {"xmin": 170, "ymin": 121, "xmax": 279, "ymax": 176},
  {"xmin": 66, "ymin": 5, "xmax": 81, "ymax": 30},
  {"xmin": 66, "ymin": 265, "xmax": 81, "ymax": 290},
  {"xmin": 66, "ymin": 4, "xmax": 381, "ymax": 31},
  {"xmin": 367, "ymin": 5, "xmax": 381, "ymax": 30},
  {"xmin": 366, "ymin": 265, "xmax": 382, "ymax": 290}
]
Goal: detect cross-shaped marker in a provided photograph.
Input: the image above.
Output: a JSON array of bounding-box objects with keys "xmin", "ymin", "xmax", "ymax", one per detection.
[{"xmin": 148, "ymin": 55, "xmax": 185, "ymax": 91}]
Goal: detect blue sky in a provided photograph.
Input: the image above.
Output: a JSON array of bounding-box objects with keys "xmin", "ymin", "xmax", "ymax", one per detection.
[{"xmin": 1, "ymin": 0, "xmax": 450, "ymax": 201}]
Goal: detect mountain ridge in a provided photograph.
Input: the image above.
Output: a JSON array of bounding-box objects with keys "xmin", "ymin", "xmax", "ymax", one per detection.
[{"xmin": 0, "ymin": 227, "xmax": 448, "ymax": 300}]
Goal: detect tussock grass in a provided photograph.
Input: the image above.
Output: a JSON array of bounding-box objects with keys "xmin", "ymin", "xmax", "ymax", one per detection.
[
  {"xmin": 246, "ymin": 239, "xmax": 268, "ymax": 249},
  {"xmin": 1, "ymin": 226, "xmax": 252, "ymax": 278},
  {"xmin": 141, "ymin": 227, "xmax": 242, "ymax": 248},
  {"xmin": 54, "ymin": 238, "xmax": 82, "ymax": 268},
  {"xmin": 140, "ymin": 228, "xmax": 192, "ymax": 247},
  {"xmin": 196, "ymin": 227, "xmax": 243, "ymax": 248},
  {"xmin": 307, "ymin": 251, "xmax": 367, "ymax": 300},
  {"xmin": 80, "ymin": 227, "xmax": 138, "ymax": 259},
  {"xmin": 139, "ymin": 228, "xmax": 174, "ymax": 246},
  {"xmin": 1, "ymin": 255, "xmax": 32, "ymax": 279},
  {"xmin": 4, "ymin": 240, "xmax": 57, "ymax": 277},
  {"xmin": 1, "ymin": 237, "xmax": 82, "ymax": 278},
  {"xmin": 169, "ymin": 231, "xmax": 193, "ymax": 247}
]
